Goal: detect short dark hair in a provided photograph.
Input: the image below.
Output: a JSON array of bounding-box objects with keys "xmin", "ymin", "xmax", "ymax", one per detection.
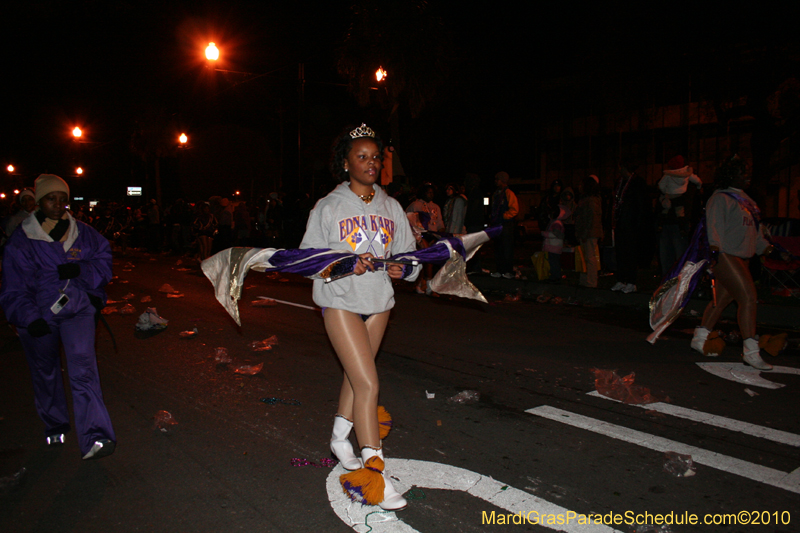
[
  {"xmin": 330, "ymin": 125, "xmax": 384, "ymax": 182},
  {"xmin": 713, "ymin": 155, "xmax": 747, "ymax": 191}
]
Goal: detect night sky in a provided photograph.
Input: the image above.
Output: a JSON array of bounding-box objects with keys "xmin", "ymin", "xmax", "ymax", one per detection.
[{"xmin": 2, "ymin": 1, "xmax": 790, "ymax": 203}]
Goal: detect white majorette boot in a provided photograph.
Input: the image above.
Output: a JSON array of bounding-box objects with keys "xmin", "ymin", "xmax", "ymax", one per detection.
[
  {"xmin": 742, "ymin": 337, "xmax": 773, "ymax": 371},
  {"xmin": 330, "ymin": 415, "xmax": 362, "ymax": 470},
  {"xmin": 340, "ymin": 446, "xmax": 407, "ymax": 511}
]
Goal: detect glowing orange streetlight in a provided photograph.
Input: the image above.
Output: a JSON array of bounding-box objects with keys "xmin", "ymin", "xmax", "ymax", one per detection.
[
  {"xmin": 376, "ymin": 67, "xmax": 387, "ymax": 82},
  {"xmin": 205, "ymin": 42, "xmax": 220, "ymax": 61},
  {"xmin": 0, "ymin": 193, "xmax": 6, "ymax": 199},
  {"xmin": 179, "ymin": 133, "xmax": 188, "ymax": 144},
  {"xmin": 13, "ymin": 189, "xmax": 20, "ymax": 194},
  {"xmin": 72, "ymin": 127, "xmax": 82, "ymax": 138},
  {"xmin": 6, "ymin": 164, "xmax": 14, "ymax": 173},
  {"xmin": 76, "ymin": 167, "xmax": 83, "ymax": 175},
  {"xmin": 234, "ymin": 190, "xmax": 241, "ymax": 196}
]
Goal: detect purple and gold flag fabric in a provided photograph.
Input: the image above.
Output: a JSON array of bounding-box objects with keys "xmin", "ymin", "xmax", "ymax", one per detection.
[{"xmin": 202, "ymin": 227, "xmax": 501, "ymax": 325}]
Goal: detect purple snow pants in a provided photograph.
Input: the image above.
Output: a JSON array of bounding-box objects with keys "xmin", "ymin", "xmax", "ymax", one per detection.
[{"xmin": 18, "ymin": 311, "xmax": 115, "ymax": 456}]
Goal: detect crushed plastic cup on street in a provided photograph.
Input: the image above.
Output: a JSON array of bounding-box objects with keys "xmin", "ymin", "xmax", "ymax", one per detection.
[
  {"xmin": 120, "ymin": 303, "xmax": 136, "ymax": 315},
  {"xmin": 214, "ymin": 347, "xmax": 232, "ymax": 364},
  {"xmin": 135, "ymin": 307, "xmax": 169, "ymax": 331},
  {"xmin": 251, "ymin": 298, "xmax": 277, "ymax": 307},
  {"xmin": 249, "ymin": 336, "xmax": 278, "ymax": 351},
  {"xmin": 158, "ymin": 283, "xmax": 177, "ymax": 293},
  {"xmin": 101, "ymin": 306, "xmax": 119, "ymax": 315},
  {"xmin": 447, "ymin": 390, "xmax": 480, "ymax": 404},
  {"xmin": 425, "ymin": 390, "xmax": 435, "ymax": 399},
  {"xmin": 234, "ymin": 362, "xmax": 264, "ymax": 375},
  {"xmin": 153, "ymin": 410, "xmax": 178, "ymax": 431},
  {"xmin": 593, "ymin": 369, "xmax": 662, "ymax": 405},
  {"xmin": 663, "ymin": 451, "xmax": 696, "ymax": 477},
  {"xmin": 166, "ymin": 293, "xmax": 185, "ymax": 299},
  {"xmin": 140, "ymin": 295, "xmax": 152, "ymax": 303},
  {"xmin": 744, "ymin": 388, "xmax": 759, "ymax": 397},
  {"xmin": 179, "ymin": 327, "xmax": 198, "ymax": 338},
  {"xmin": 502, "ymin": 291, "xmax": 521, "ymax": 302}
]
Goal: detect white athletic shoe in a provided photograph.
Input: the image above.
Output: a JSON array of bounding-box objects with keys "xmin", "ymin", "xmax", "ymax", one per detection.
[
  {"xmin": 610, "ymin": 282, "xmax": 626, "ymax": 291},
  {"xmin": 621, "ymin": 283, "xmax": 637, "ymax": 294}
]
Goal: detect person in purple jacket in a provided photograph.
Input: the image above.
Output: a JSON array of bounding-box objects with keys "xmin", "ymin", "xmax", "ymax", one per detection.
[{"xmin": 0, "ymin": 174, "xmax": 116, "ymax": 460}]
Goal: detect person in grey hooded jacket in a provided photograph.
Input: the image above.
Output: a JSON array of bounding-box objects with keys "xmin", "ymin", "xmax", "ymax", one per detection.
[{"xmin": 300, "ymin": 124, "xmax": 418, "ymax": 510}]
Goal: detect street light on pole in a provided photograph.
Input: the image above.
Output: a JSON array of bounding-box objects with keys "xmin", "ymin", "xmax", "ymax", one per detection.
[
  {"xmin": 205, "ymin": 42, "xmax": 219, "ymax": 61},
  {"xmin": 76, "ymin": 167, "xmax": 83, "ymax": 175},
  {"xmin": 72, "ymin": 127, "xmax": 82, "ymax": 139},
  {"xmin": 6, "ymin": 164, "xmax": 14, "ymax": 173},
  {"xmin": 179, "ymin": 133, "xmax": 188, "ymax": 145},
  {"xmin": 376, "ymin": 67, "xmax": 387, "ymax": 82}
]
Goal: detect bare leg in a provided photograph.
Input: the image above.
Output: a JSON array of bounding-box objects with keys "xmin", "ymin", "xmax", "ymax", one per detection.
[
  {"xmin": 700, "ymin": 282, "xmax": 734, "ymax": 331},
  {"xmin": 325, "ymin": 309, "xmax": 390, "ymax": 449},
  {"xmin": 710, "ymin": 254, "xmax": 757, "ymax": 339},
  {"xmin": 335, "ymin": 311, "xmax": 389, "ymax": 420}
]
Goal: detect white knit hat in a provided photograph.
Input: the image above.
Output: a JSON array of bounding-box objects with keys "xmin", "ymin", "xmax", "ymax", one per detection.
[{"xmin": 34, "ymin": 174, "xmax": 70, "ymax": 202}]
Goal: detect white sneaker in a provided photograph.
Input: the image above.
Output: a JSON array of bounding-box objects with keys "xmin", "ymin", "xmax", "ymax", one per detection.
[
  {"xmin": 621, "ymin": 283, "xmax": 637, "ymax": 294},
  {"xmin": 743, "ymin": 350, "xmax": 773, "ymax": 371},
  {"xmin": 502, "ymin": 272, "xmax": 515, "ymax": 279},
  {"xmin": 490, "ymin": 272, "xmax": 502, "ymax": 278},
  {"xmin": 610, "ymin": 282, "xmax": 626, "ymax": 291},
  {"xmin": 82, "ymin": 439, "xmax": 115, "ymax": 460}
]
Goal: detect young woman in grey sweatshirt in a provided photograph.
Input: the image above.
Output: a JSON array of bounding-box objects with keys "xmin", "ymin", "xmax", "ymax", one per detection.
[{"xmin": 300, "ymin": 124, "xmax": 419, "ymax": 510}]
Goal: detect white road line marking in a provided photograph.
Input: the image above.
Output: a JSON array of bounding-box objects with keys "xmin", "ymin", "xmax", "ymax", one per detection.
[
  {"xmin": 327, "ymin": 459, "xmax": 623, "ymax": 532},
  {"xmin": 526, "ymin": 406, "xmax": 800, "ymax": 494},
  {"xmin": 586, "ymin": 390, "xmax": 800, "ymax": 447},
  {"xmin": 696, "ymin": 362, "xmax": 800, "ymax": 389}
]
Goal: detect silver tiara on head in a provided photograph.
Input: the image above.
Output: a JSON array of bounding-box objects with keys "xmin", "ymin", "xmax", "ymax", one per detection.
[{"xmin": 349, "ymin": 123, "xmax": 375, "ymax": 139}]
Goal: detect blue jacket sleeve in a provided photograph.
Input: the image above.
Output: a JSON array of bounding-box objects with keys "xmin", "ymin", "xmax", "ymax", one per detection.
[{"xmin": 0, "ymin": 235, "xmax": 43, "ymax": 327}]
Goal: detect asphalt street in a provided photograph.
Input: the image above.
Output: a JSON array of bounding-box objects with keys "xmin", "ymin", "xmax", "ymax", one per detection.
[{"xmin": 1, "ymin": 249, "xmax": 799, "ymax": 533}]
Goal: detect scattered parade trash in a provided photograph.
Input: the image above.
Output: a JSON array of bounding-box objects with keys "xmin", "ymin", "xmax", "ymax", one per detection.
[
  {"xmin": 153, "ymin": 410, "xmax": 178, "ymax": 431},
  {"xmin": 593, "ymin": 369, "xmax": 661, "ymax": 405},
  {"xmin": 663, "ymin": 451, "xmax": 696, "ymax": 477},
  {"xmin": 179, "ymin": 327, "xmax": 199, "ymax": 338},
  {"xmin": 251, "ymin": 299, "xmax": 277, "ymax": 307},
  {"xmin": 120, "ymin": 303, "xmax": 136, "ymax": 315},
  {"xmin": 261, "ymin": 397, "xmax": 301, "ymax": 406},
  {"xmin": 502, "ymin": 291, "xmax": 521, "ymax": 302},
  {"xmin": 118, "ymin": 280, "xmax": 129, "ymax": 284},
  {"xmin": 175, "ymin": 267, "xmax": 192, "ymax": 272},
  {"xmin": 0, "ymin": 468, "xmax": 26, "ymax": 494},
  {"xmin": 290, "ymin": 458, "xmax": 336, "ymax": 468},
  {"xmin": 106, "ymin": 299, "xmax": 121, "ymax": 304},
  {"xmin": 536, "ymin": 294, "xmax": 551, "ymax": 304},
  {"xmin": 550, "ymin": 296, "xmax": 563, "ymax": 305},
  {"xmin": 425, "ymin": 390, "xmax": 435, "ymax": 399},
  {"xmin": 175, "ymin": 260, "xmax": 182, "ymax": 266},
  {"xmin": 447, "ymin": 390, "xmax": 480, "ymax": 404},
  {"xmin": 166, "ymin": 293, "xmax": 185, "ymax": 298},
  {"xmin": 234, "ymin": 362, "xmax": 263, "ymax": 375},
  {"xmin": 214, "ymin": 347, "xmax": 232, "ymax": 364},
  {"xmin": 140, "ymin": 295, "xmax": 152, "ymax": 303},
  {"xmin": 101, "ymin": 306, "xmax": 119, "ymax": 315},
  {"xmin": 135, "ymin": 308, "xmax": 169, "ymax": 336},
  {"xmin": 744, "ymin": 388, "xmax": 759, "ymax": 397},
  {"xmin": 249, "ymin": 336, "xmax": 278, "ymax": 351},
  {"xmin": 158, "ymin": 283, "xmax": 177, "ymax": 293}
]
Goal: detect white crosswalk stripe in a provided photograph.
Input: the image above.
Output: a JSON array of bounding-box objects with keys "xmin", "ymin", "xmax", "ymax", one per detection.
[{"xmin": 526, "ymin": 405, "xmax": 800, "ymax": 494}]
